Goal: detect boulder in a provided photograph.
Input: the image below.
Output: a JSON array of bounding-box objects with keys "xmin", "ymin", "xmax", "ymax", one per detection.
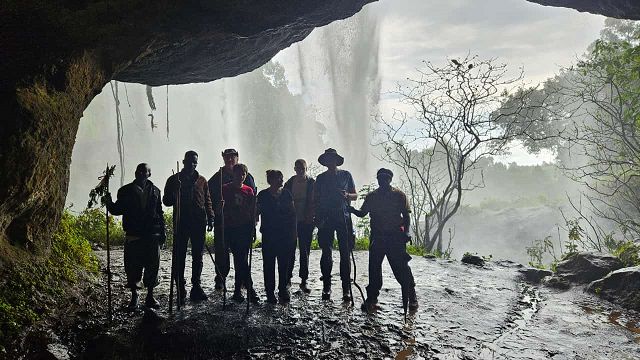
[
  {"xmin": 461, "ymin": 253, "xmax": 485, "ymax": 267},
  {"xmin": 555, "ymin": 252, "xmax": 623, "ymax": 283},
  {"xmin": 519, "ymin": 268, "xmax": 553, "ymax": 283},
  {"xmin": 543, "ymin": 276, "xmax": 571, "ymax": 290},
  {"xmin": 588, "ymin": 266, "xmax": 640, "ymax": 311}
]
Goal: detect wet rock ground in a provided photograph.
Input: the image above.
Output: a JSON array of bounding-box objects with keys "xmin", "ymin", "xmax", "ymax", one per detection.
[{"xmin": 55, "ymin": 249, "xmax": 640, "ymax": 359}]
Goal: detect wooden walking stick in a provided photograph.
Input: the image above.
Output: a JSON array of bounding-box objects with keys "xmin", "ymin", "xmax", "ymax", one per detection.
[
  {"xmin": 219, "ymin": 167, "xmax": 227, "ymax": 310},
  {"xmin": 169, "ymin": 162, "xmax": 182, "ymax": 312},
  {"xmin": 88, "ymin": 164, "xmax": 116, "ymax": 323}
]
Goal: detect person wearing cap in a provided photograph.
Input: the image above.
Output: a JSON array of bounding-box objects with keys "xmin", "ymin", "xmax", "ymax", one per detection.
[
  {"xmin": 104, "ymin": 163, "xmax": 165, "ymax": 310},
  {"xmin": 313, "ymin": 148, "xmax": 357, "ymax": 301},
  {"xmin": 163, "ymin": 151, "xmax": 215, "ymax": 304},
  {"xmin": 208, "ymin": 149, "xmax": 257, "ymax": 291},
  {"xmin": 283, "ymin": 159, "xmax": 316, "ymax": 293},
  {"xmin": 349, "ymin": 168, "xmax": 418, "ymax": 312}
]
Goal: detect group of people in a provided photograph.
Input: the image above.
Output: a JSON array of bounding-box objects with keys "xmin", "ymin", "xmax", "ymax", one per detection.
[{"xmin": 104, "ymin": 148, "xmax": 418, "ymax": 312}]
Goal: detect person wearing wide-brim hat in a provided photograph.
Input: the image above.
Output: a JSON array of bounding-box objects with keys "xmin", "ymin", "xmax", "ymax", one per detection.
[
  {"xmin": 349, "ymin": 168, "xmax": 418, "ymax": 313},
  {"xmin": 313, "ymin": 148, "xmax": 357, "ymax": 301}
]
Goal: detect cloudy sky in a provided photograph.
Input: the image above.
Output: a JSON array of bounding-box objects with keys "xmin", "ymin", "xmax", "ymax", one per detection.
[{"xmin": 274, "ymin": 0, "xmax": 605, "ymax": 164}]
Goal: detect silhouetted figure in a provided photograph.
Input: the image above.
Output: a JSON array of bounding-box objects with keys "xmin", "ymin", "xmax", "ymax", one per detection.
[
  {"xmin": 314, "ymin": 148, "xmax": 357, "ymax": 301},
  {"xmin": 349, "ymin": 168, "xmax": 418, "ymax": 312},
  {"xmin": 258, "ymin": 170, "xmax": 297, "ymax": 304},
  {"xmin": 283, "ymin": 159, "xmax": 316, "ymax": 293},
  {"xmin": 104, "ymin": 163, "xmax": 165, "ymax": 310},
  {"xmin": 208, "ymin": 149, "xmax": 256, "ymax": 291},
  {"xmin": 163, "ymin": 151, "xmax": 214, "ymax": 304},
  {"xmin": 223, "ymin": 164, "xmax": 260, "ymax": 303}
]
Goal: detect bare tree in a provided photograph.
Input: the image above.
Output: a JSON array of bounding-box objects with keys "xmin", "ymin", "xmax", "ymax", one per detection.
[{"xmin": 374, "ymin": 55, "xmax": 541, "ymax": 252}]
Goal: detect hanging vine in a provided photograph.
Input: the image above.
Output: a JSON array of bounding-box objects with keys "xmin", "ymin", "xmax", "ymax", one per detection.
[
  {"xmin": 166, "ymin": 85, "xmax": 170, "ymax": 139},
  {"xmin": 109, "ymin": 80, "xmax": 126, "ymax": 186}
]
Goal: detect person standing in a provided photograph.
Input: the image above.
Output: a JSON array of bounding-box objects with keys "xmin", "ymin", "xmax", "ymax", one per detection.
[
  {"xmin": 163, "ymin": 151, "xmax": 214, "ymax": 304},
  {"xmin": 349, "ymin": 168, "xmax": 418, "ymax": 312},
  {"xmin": 105, "ymin": 163, "xmax": 165, "ymax": 310},
  {"xmin": 208, "ymin": 149, "xmax": 256, "ymax": 291},
  {"xmin": 313, "ymin": 148, "xmax": 357, "ymax": 301},
  {"xmin": 258, "ymin": 170, "xmax": 297, "ymax": 303},
  {"xmin": 283, "ymin": 159, "xmax": 315, "ymax": 293},
  {"xmin": 223, "ymin": 164, "xmax": 260, "ymax": 303}
]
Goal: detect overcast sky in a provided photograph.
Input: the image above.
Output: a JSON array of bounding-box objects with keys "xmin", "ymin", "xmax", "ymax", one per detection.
[{"xmin": 274, "ymin": 0, "xmax": 605, "ymax": 164}]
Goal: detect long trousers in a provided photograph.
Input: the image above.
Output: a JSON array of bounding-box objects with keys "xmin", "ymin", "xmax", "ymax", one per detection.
[
  {"xmin": 175, "ymin": 221, "xmax": 206, "ymax": 287},
  {"xmin": 317, "ymin": 216, "xmax": 353, "ymax": 289},
  {"xmin": 263, "ymin": 233, "xmax": 296, "ymax": 294},
  {"xmin": 287, "ymin": 222, "xmax": 314, "ymax": 282},
  {"xmin": 213, "ymin": 223, "xmax": 230, "ymax": 287},
  {"xmin": 366, "ymin": 234, "xmax": 416, "ymax": 301},
  {"xmin": 226, "ymin": 225, "xmax": 254, "ymax": 290},
  {"xmin": 124, "ymin": 236, "xmax": 160, "ymax": 289}
]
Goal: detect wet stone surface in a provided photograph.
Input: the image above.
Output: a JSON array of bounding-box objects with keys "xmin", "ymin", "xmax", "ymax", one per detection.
[{"xmin": 71, "ymin": 249, "xmax": 640, "ymax": 359}]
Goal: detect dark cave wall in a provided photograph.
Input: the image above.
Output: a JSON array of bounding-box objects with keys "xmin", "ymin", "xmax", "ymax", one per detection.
[{"xmin": 528, "ymin": 0, "xmax": 640, "ymax": 19}]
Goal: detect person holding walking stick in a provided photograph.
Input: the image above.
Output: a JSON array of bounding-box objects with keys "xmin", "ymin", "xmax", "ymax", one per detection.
[
  {"xmin": 348, "ymin": 168, "xmax": 418, "ymax": 313},
  {"xmin": 208, "ymin": 149, "xmax": 256, "ymax": 292},
  {"xmin": 313, "ymin": 149, "xmax": 357, "ymax": 301},
  {"xmin": 163, "ymin": 151, "xmax": 214, "ymax": 305},
  {"xmin": 103, "ymin": 163, "xmax": 166, "ymax": 311},
  {"xmin": 257, "ymin": 170, "xmax": 297, "ymax": 304}
]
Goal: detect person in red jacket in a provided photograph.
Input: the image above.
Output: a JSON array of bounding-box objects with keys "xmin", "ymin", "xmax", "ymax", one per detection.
[
  {"xmin": 163, "ymin": 151, "xmax": 214, "ymax": 305},
  {"xmin": 222, "ymin": 163, "xmax": 260, "ymax": 304}
]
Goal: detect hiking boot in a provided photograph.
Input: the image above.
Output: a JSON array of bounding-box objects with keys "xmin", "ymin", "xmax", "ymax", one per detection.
[
  {"xmin": 248, "ymin": 288, "xmax": 261, "ymax": 304},
  {"xmin": 127, "ymin": 291, "xmax": 139, "ymax": 311},
  {"xmin": 266, "ymin": 292, "xmax": 278, "ymax": 304},
  {"xmin": 342, "ymin": 287, "xmax": 352, "ymax": 302},
  {"xmin": 231, "ymin": 289, "xmax": 245, "ymax": 302},
  {"xmin": 190, "ymin": 285, "xmax": 208, "ymax": 302},
  {"xmin": 299, "ymin": 280, "xmax": 311, "ymax": 294},
  {"xmin": 361, "ymin": 298, "xmax": 378, "ymax": 312},
  {"xmin": 322, "ymin": 283, "xmax": 332, "ymax": 300},
  {"xmin": 278, "ymin": 289, "xmax": 291, "ymax": 303},
  {"xmin": 145, "ymin": 292, "xmax": 160, "ymax": 309}
]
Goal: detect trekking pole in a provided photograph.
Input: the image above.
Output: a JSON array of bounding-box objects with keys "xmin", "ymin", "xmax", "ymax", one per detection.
[
  {"xmin": 219, "ymin": 167, "xmax": 227, "ymax": 310},
  {"xmin": 175, "ymin": 162, "xmax": 182, "ymax": 311},
  {"xmin": 344, "ymin": 215, "xmax": 365, "ymax": 305},
  {"xmin": 246, "ymin": 196, "xmax": 257, "ymax": 316},
  {"xmin": 105, "ymin": 164, "xmax": 113, "ymax": 323}
]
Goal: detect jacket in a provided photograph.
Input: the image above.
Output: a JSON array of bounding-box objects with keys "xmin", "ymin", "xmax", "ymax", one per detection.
[
  {"xmin": 163, "ymin": 170, "xmax": 214, "ymax": 226},
  {"xmin": 107, "ymin": 180, "xmax": 165, "ymax": 240},
  {"xmin": 283, "ymin": 175, "xmax": 315, "ymax": 224}
]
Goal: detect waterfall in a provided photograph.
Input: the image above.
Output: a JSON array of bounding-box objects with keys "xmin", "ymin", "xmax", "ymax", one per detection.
[{"xmin": 67, "ymin": 6, "xmax": 381, "ymax": 208}]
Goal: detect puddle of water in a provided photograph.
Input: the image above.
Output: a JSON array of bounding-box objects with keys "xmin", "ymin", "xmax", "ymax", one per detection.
[{"xmin": 395, "ymin": 337, "xmax": 416, "ymax": 360}]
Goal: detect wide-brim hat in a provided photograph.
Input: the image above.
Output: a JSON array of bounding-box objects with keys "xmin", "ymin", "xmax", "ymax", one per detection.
[
  {"xmin": 221, "ymin": 148, "xmax": 239, "ymax": 157},
  {"xmin": 318, "ymin": 148, "xmax": 344, "ymax": 166}
]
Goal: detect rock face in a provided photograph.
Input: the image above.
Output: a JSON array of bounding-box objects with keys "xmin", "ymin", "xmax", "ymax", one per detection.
[
  {"xmin": 2, "ymin": 0, "xmax": 640, "ymax": 264},
  {"xmin": 528, "ymin": 0, "xmax": 640, "ymax": 19},
  {"xmin": 588, "ymin": 266, "xmax": 640, "ymax": 311},
  {"xmin": 555, "ymin": 252, "xmax": 623, "ymax": 284}
]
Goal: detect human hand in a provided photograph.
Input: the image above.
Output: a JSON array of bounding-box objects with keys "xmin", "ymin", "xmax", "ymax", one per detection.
[{"xmin": 207, "ymin": 222, "xmax": 213, "ymax": 232}]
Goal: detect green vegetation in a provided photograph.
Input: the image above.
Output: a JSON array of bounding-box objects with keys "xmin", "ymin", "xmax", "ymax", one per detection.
[{"xmin": 0, "ymin": 210, "xmax": 99, "ymax": 351}]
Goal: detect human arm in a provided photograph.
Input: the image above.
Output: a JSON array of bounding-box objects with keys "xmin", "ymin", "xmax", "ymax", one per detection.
[
  {"xmin": 105, "ymin": 188, "xmax": 125, "ymax": 215},
  {"xmin": 341, "ymin": 171, "xmax": 357, "ymax": 201},
  {"xmin": 348, "ymin": 193, "xmax": 370, "ymax": 218},
  {"xmin": 203, "ymin": 179, "xmax": 214, "ymax": 231},
  {"xmin": 162, "ymin": 175, "xmax": 177, "ymax": 207}
]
